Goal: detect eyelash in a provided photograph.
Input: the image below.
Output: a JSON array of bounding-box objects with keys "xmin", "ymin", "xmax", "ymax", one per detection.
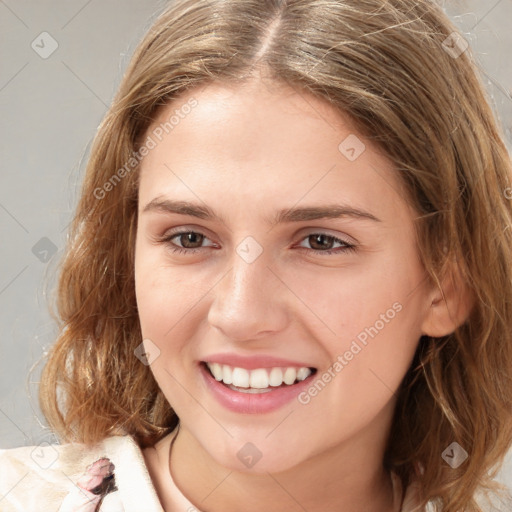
[{"xmin": 159, "ymin": 229, "xmax": 357, "ymax": 256}]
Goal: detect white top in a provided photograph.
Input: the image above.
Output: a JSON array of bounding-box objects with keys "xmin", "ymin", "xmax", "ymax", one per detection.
[{"xmin": 0, "ymin": 425, "xmax": 426, "ymax": 512}]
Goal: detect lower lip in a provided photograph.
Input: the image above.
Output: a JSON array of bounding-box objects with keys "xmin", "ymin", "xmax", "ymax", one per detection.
[{"xmin": 199, "ymin": 363, "xmax": 316, "ymax": 414}]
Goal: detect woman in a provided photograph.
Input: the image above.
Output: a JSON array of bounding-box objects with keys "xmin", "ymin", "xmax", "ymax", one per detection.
[{"xmin": 1, "ymin": 1, "xmax": 511, "ymax": 511}]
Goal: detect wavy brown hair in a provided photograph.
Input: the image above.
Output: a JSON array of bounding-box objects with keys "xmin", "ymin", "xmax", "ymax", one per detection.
[{"xmin": 39, "ymin": 0, "xmax": 512, "ymax": 510}]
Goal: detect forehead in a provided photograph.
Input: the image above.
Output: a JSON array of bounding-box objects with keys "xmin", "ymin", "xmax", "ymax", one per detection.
[
  {"xmin": 144, "ymin": 80, "xmax": 354, "ymax": 169},
  {"xmin": 137, "ymin": 80, "xmax": 410, "ymax": 224}
]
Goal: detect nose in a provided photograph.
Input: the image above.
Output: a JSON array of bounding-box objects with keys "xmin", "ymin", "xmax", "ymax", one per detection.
[{"xmin": 207, "ymin": 251, "xmax": 290, "ymax": 342}]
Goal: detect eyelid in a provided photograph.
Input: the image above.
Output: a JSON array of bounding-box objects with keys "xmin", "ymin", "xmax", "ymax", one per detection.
[{"xmin": 297, "ymin": 227, "xmax": 358, "ymax": 246}]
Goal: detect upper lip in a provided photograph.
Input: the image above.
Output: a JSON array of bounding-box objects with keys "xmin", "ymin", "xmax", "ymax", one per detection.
[{"xmin": 202, "ymin": 353, "xmax": 316, "ymax": 370}]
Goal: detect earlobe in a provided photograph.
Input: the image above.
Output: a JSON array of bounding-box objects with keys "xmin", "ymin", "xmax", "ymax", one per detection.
[{"xmin": 420, "ymin": 259, "xmax": 475, "ymax": 338}]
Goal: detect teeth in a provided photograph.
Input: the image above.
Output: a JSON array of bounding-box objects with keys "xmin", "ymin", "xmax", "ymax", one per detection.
[
  {"xmin": 206, "ymin": 362, "xmax": 313, "ymax": 389},
  {"xmin": 297, "ymin": 367, "xmax": 311, "ymax": 381},
  {"xmin": 269, "ymin": 367, "xmax": 283, "ymax": 387},
  {"xmin": 283, "ymin": 367, "xmax": 297, "ymax": 385},
  {"xmin": 232, "ymin": 367, "xmax": 250, "ymax": 388},
  {"xmin": 210, "ymin": 362, "xmax": 223, "ymax": 381},
  {"xmin": 230, "ymin": 385, "xmax": 274, "ymax": 394},
  {"xmin": 222, "ymin": 365, "xmax": 233, "ymax": 385},
  {"xmin": 249, "ymin": 368, "xmax": 269, "ymax": 389}
]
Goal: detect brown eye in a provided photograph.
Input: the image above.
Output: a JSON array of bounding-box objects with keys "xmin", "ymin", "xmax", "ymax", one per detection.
[
  {"xmin": 308, "ymin": 234, "xmax": 336, "ymax": 250},
  {"xmin": 298, "ymin": 233, "xmax": 356, "ymax": 255},
  {"xmin": 174, "ymin": 232, "xmax": 205, "ymax": 249},
  {"xmin": 160, "ymin": 229, "xmax": 216, "ymax": 255}
]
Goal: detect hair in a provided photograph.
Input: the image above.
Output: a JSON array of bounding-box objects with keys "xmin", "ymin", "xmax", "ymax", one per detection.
[{"xmin": 38, "ymin": 0, "xmax": 512, "ymax": 510}]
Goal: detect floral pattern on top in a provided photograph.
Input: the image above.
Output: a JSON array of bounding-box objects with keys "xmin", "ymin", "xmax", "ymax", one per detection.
[{"xmin": 58, "ymin": 457, "xmax": 121, "ymax": 512}]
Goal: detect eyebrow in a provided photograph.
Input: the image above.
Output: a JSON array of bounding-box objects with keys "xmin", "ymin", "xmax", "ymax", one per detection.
[{"xmin": 142, "ymin": 198, "xmax": 381, "ymax": 224}]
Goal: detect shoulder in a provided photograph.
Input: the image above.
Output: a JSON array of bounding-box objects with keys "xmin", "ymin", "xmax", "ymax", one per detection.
[
  {"xmin": 393, "ymin": 473, "xmax": 436, "ymax": 512},
  {"xmin": 0, "ymin": 435, "xmax": 158, "ymax": 512},
  {"xmin": 397, "ymin": 472, "xmax": 512, "ymax": 512},
  {"xmin": 400, "ymin": 479, "xmax": 428, "ymax": 512}
]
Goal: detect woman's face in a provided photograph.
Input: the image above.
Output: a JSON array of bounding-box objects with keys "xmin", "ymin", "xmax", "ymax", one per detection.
[{"xmin": 134, "ymin": 79, "xmax": 434, "ymax": 473}]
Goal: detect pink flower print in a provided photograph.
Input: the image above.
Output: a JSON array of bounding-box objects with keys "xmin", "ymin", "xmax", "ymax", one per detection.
[{"xmin": 58, "ymin": 457, "xmax": 118, "ymax": 512}]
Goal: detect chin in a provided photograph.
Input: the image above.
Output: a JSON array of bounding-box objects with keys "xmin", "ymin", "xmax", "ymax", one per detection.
[{"xmin": 205, "ymin": 438, "xmax": 309, "ymax": 475}]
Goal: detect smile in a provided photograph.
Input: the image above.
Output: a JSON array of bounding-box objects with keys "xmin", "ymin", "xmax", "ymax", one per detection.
[
  {"xmin": 199, "ymin": 360, "xmax": 317, "ymax": 413},
  {"xmin": 205, "ymin": 362, "xmax": 315, "ymax": 393}
]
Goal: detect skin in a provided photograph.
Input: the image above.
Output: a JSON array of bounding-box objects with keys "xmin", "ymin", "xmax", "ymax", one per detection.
[{"xmin": 134, "ymin": 77, "xmax": 455, "ymax": 512}]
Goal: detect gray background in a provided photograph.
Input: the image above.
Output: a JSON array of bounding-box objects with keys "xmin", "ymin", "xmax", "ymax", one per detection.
[{"xmin": 1, "ymin": 0, "xmax": 511, "ymax": 493}]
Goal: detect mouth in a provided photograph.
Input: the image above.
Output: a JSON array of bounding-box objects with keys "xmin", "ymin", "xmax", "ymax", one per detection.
[{"xmin": 201, "ymin": 361, "xmax": 317, "ymax": 394}]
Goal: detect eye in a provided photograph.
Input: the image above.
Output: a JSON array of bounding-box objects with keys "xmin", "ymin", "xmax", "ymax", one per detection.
[
  {"xmin": 297, "ymin": 233, "xmax": 356, "ymax": 255},
  {"xmin": 158, "ymin": 229, "xmax": 356, "ymax": 256},
  {"xmin": 160, "ymin": 229, "xmax": 215, "ymax": 255}
]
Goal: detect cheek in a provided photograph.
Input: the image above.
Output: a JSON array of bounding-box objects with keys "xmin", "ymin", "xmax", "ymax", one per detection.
[
  {"xmin": 134, "ymin": 243, "xmax": 203, "ymax": 336},
  {"xmin": 295, "ymin": 250, "xmax": 424, "ymax": 389},
  {"xmin": 133, "ymin": 247, "xmax": 208, "ymax": 415},
  {"xmin": 286, "ymin": 251, "xmax": 423, "ymax": 339}
]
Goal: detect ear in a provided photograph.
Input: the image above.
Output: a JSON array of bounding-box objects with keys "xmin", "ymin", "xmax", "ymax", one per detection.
[{"xmin": 420, "ymin": 258, "xmax": 475, "ymax": 338}]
